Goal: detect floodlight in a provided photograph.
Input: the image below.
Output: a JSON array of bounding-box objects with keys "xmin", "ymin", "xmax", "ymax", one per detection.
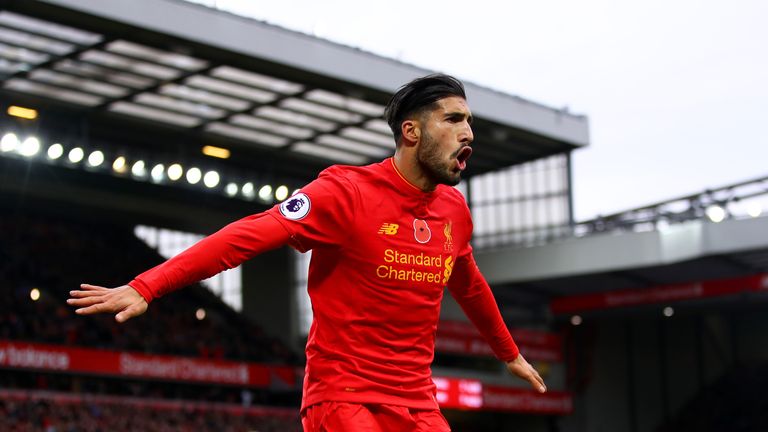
[
  {"xmin": 1, "ymin": 133, "xmax": 19, "ymax": 152},
  {"xmin": 203, "ymin": 170, "xmax": 220, "ymax": 188},
  {"xmin": 19, "ymin": 137, "xmax": 40, "ymax": 157},
  {"xmin": 113, "ymin": 156, "xmax": 127, "ymax": 173},
  {"xmin": 705, "ymin": 205, "xmax": 726, "ymax": 223},
  {"xmin": 131, "ymin": 160, "xmax": 146, "ymax": 177},
  {"xmin": 167, "ymin": 163, "xmax": 183, "ymax": 181},
  {"xmin": 87, "ymin": 150, "xmax": 104, "ymax": 167},
  {"xmin": 151, "ymin": 164, "xmax": 165, "ymax": 182},
  {"xmin": 275, "ymin": 185, "xmax": 289, "ymax": 201},
  {"xmin": 186, "ymin": 167, "xmax": 202, "ymax": 184},
  {"xmin": 8, "ymin": 105, "xmax": 37, "ymax": 120},
  {"xmin": 225, "ymin": 182, "xmax": 238, "ymax": 197},
  {"xmin": 68, "ymin": 147, "xmax": 84, "ymax": 163},
  {"xmin": 202, "ymin": 145, "xmax": 230, "ymax": 159},
  {"xmin": 258, "ymin": 184, "xmax": 273, "ymax": 201},
  {"xmin": 242, "ymin": 182, "xmax": 255, "ymax": 199},
  {"xmin": 47, "ymin": 144, "xmax": 64, "ymax": 160}
]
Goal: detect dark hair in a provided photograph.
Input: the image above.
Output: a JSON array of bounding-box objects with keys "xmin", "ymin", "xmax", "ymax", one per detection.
[{"xmin": 384, "ymin": 73, "xmax": 466, "ymax": 144}]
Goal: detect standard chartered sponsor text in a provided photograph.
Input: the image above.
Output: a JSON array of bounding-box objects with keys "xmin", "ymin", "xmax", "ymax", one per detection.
[
  {"xmin": 377, "ymin": 248, "xmax": 443, "ymax": 283},
  {"xmin": 120, "ymin": 354, "xmax": 249, "ymax": 384}
]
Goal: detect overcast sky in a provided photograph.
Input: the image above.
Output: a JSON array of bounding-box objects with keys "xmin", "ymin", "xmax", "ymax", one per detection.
[{"xmin": 195, "ymin": 0, "xmax": 767, "ymax": 221}]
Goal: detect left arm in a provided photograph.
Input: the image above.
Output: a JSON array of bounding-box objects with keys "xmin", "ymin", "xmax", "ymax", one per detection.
[{"xmin": 446, "ymin": 251, "xmax": 546, "ymax": 393}]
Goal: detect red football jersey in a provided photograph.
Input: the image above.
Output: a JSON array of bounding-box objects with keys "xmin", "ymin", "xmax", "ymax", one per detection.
[
  {"xmin": 268, "ymin": 158, "xmax": 519, "ymax": 410},
  {"xmin": 130, "ymin": 157, "xmax": 519, "ymax": 411}
]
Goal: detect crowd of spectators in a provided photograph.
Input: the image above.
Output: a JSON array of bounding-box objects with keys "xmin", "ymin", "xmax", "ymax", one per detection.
[
  {"xmin": 0, "ymin": 389, "xmax": 300, "ymax": 432},
  {"xmin": 0, "ymin": 212, "xmax": 303, "ymax": 427},
  {"xmin": 0, "ymin": 369, "xmax": 300, "ymax": 408},
  {"xmin": 0, "ymin": 212, "xmax": 298, "ymax": 364}
]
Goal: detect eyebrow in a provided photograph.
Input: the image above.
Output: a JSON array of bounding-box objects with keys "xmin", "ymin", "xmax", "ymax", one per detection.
[{"xmin": 445, "ymin": 111, "xmax": 473, "ymax": 124}]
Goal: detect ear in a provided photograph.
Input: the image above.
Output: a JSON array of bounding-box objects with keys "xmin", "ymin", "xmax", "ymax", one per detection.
[{"xmin": 400, "ymin": 119, "xmax": 420, "ymax": 147}]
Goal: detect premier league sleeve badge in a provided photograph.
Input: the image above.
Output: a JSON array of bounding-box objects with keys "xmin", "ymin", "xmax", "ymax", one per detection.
[{"xmin": 279, "ymin": 193, "xmax": 311, "ymax": 220}]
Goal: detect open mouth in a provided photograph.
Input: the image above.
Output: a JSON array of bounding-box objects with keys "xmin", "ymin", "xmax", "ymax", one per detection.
[{"xmin": 455, "ymin": 146, "xmax": 473, "ymax": 171}]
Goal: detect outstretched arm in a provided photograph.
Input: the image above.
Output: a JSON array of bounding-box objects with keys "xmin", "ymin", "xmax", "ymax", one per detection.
[
  {"xmin": 446, "ymin": 252, "xmax": 546, "ymax": 393},
  {"xmin": 67, "ymin": 212, "xmax": 290, "ymax": 322}
]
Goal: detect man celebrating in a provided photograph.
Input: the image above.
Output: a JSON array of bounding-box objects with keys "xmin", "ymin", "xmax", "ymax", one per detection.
[{"xmin": 68, "ymin": 74, "xmax": 546, "ymax": 431}]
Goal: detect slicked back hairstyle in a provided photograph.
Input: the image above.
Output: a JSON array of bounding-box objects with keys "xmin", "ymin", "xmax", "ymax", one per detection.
[{"xmin": 384, "ymin": 74, "xmax": 466, "ymax": 145}]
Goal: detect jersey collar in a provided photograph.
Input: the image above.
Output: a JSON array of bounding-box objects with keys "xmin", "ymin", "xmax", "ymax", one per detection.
[{"xmin": 387, "ymin": 157, "xmax": 439, "ymax": 199}]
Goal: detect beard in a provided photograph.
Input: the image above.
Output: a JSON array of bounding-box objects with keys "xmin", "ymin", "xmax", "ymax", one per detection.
[{"xmin": 416, "ymin": 129, "xmax": 462, "ymax": 186}]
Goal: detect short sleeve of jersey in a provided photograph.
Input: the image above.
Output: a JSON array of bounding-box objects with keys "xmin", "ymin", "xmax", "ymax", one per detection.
[{"xmin": 266, "ymin": 168, "xmax": 357, "ymax": 252}]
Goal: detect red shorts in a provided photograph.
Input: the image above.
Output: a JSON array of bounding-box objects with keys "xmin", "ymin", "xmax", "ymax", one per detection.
[{"xmin": 301, "ymin": 402, "xmax": 451, "ymax": 432}]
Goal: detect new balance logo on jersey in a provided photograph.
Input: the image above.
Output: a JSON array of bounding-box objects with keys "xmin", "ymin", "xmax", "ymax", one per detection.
[{"xmin": 378, "ymin": 223, "xmax": 399, "ymax": 235}]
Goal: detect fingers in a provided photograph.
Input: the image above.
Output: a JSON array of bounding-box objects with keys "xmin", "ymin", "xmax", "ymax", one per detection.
[
  {"xmin": 69, "ymin": 284, "xmax": 109, "ymax": 299},
  {"xmin": 73, "ymin": 302, "xmax": 114, "ymax": 315},
  {"xmin": 79, "ymin": 283, "xmax": 109, "ymax": 291},
  {"xmin": 529, "ymin": 368, "xmax": 546, "ymax": 393},
  {"xmin": 69, "ymin": 284, "xmax": 113, "ymax": 309},
  {"xmin": 68, "ymin": 284, "xmax": 109, "ymax": 307},
  {"xmin": 520, "ymin": 361, "xmax": 546, "ymax": 393},
  {"xmin": 508, "ymin": 355, "xmax": 547, "ymax": 393},
  {"xmin": 67, "ymin": 295, "xmax": 106, "ymax": 308},
  {"xmin": 69, "ymin": 290, "xmax": 102, "ymax": 298}
]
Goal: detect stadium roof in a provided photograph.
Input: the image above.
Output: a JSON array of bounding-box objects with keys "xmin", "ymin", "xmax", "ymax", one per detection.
[
  {"xmin": 0, "ymin": 0, "xmax": 589, "ymax": 183},
  {"xmin": 476, "ymin": 215, "xmax": 768, "ymax": 320}
]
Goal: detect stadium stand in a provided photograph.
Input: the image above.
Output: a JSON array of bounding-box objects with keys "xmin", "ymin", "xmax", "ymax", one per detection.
[
  {"xmin": 0, "ymin": 211, "xmax": 303, "ymax": 430},
  {"xmin": 0, "ymin": 389, "xmax": 299, "ymax": 432},
  {"xmin": 0, "ymin": 212, "xmax": 297, "ymax": 364}
]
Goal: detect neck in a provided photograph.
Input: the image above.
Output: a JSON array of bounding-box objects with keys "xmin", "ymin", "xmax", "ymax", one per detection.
[{"xmin": 393, "ymin": 149, "xmax": 436, "ymax": 192}]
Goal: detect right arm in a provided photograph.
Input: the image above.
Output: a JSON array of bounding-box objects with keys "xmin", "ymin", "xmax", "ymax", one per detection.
[
  {"xmin": 67, "ymin": 212, "xmax": 290, "ymax": 322},
  {"xmin": 68, "ymin": 169, "xmax": 356, "ymax": 323},
  {"xmin": 130, "ymin": 212, "xmax": 290, "ymax": 302}
]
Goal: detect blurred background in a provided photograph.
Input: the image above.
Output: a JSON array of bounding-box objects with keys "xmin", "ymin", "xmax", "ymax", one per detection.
[{"xmin": 1, "ymin": 1, "xmax": 766, "ymax": 431}]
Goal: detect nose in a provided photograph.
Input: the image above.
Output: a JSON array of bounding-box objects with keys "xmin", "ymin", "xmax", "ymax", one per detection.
[{"xmin": 461, "ymin": 122, "xmax": 474, "ymax": 144}]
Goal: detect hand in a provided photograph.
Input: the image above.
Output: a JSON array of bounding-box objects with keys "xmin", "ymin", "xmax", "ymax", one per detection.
[
  {"xmin": 67, "ymin": 284, "xmax": 148, "ymax": 323},
  {"xmin": 506, "ymin": 354, "xmax": 547, "ymax": 393}
]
